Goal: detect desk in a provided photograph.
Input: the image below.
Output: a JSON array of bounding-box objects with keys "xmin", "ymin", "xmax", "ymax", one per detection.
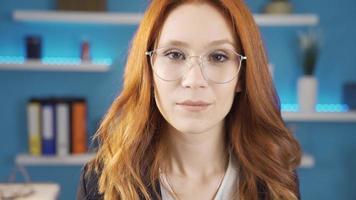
[{"xmin": 0, "ymin": 183, "xmax": 60, "ymax": 200}]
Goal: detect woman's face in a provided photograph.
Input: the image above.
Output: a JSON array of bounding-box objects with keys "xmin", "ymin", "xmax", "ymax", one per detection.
[{"xmin": 153, "ymin": 3, "xmax": 241, "ymax": 135}]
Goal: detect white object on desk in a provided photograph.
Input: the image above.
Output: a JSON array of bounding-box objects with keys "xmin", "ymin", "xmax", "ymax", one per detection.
[{"xmin": 0, "ymin": 183, "xmax": 60, "ymax": 200}]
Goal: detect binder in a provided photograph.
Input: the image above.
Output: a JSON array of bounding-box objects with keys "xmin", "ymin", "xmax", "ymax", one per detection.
[
  {"xmin": 55, "ymin": 99, "xmax": 70, "ymax": 156},
  {"xmin": 41, "ymin": 100, "xmax": 56, "ymax": 155},
  {"xmin": 70, "ymin": 99, "xmax": 87, "ymax": 154},
  {"xmin": 27, "ymin": 99, "xmax": 42, "ymax": 156}
]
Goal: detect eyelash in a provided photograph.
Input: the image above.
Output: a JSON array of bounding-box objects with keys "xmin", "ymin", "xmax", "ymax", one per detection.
[
  {"xmin": 209, "ymin": 51, "xmax": 229, "ymax": 62},
  {"xmin": 164, "ymin": 50, "xmax": 185, "ymax": 60},
  {"xmin": 162, "ymin": 49, "xmax": 231, "ymax": 62}
]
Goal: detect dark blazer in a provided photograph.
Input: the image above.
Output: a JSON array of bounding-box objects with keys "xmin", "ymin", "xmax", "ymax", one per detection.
[{"xmin": 77, "ymin": 164, "xmax": 300, "ymax": 200}]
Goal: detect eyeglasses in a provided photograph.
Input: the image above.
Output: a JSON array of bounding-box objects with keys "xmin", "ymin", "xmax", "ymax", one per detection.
[{"xmin": 145, "ymin": 47, "xmax": 247, "ymax": 84}]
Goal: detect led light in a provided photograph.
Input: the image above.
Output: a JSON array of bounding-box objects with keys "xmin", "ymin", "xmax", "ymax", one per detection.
[
  {"xmin": 0, "ymin": 56, "xmax": 112, "ymax": 66},
  {"xmin": 92, "ymin": 58, "xmax": 113, "ymax": 65},
  {"xmin": 281, "ymin": 104, "xmax": 299, "ymax": 112},
  {"xmin": 42, "ymin": 57, "xmax": 113, "ymax": 65},
  {"xmin": 316, "ymin": 104, "xmax": 349, "ymax": 112},
  {"xmin": 282, "ymin": 104, "xmax": 349, "ymax": 112},
  {"xmin": 42, "ymin": 57, "xmax": 82, "ymax": 65},
  {"xmin": 0, "ymin": 56, "xmax": 25, "ymax": 64}
]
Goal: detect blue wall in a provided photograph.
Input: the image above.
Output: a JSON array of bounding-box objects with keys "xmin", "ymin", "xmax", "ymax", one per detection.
[{"xmin": 0, "ymin": 0, "xmax": 355, "ymax": 199}]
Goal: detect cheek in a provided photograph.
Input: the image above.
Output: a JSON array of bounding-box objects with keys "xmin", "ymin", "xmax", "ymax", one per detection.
[
  {"xmin": 153, "ymin": 78, "xmax": 173, "ymax": 120},
  {"xmin": 211, "ymin": 79, "xmax": 239, "ymax": 120},
  {"xmin": 214, "ymin": 87, "xmax": 236, "ymax": 116}
]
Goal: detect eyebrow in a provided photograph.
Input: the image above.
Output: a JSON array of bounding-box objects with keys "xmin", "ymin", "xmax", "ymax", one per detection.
[{"xmin": 160, "ymin": 39, "xmax": 236, "ymax": 49}]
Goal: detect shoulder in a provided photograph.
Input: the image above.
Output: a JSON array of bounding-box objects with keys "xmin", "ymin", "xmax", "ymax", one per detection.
[
  {"xmin": 76, "ymin": 162, "xmax": 161, "ymax": 200},
  {"xmin": 77, "ymin": 163, "xmax": 103, "ymax": 200}
]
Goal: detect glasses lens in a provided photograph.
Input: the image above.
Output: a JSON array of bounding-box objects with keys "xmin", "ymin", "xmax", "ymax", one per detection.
[
  {"xmin": 151, "ymin": 48, "xmax": 188, "ymax": 81},
  {"xmin": 202, "ymin": 49, "xmax": 242, "ymax": 83}
]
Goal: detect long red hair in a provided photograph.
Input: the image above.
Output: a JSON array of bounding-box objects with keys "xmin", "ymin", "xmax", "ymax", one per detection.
[{"xmin": 89, "ymin": 0, "xmax": 302, "ymax": 199}]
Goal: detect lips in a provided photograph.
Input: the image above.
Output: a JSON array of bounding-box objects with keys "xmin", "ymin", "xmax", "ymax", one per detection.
[
  {"xmin": 177, "ymin": 100, "xmax": 211, "ymax": 106},
  {"xmin": 176, "ymin": 100, "xmax": 211, "ymax": 111}
]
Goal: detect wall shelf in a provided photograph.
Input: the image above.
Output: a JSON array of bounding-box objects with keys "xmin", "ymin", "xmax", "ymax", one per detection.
[
  {"xmin": 13, "ymin": 10, "xmax": 319, "ymax": 26},
  {"xmin": 13, "ymin": 10, "xmax": 143, "ymax": 25},
  {"xmin": 15, "ymin": 153, "xmax": 95, "ymax": 166},
  {"xmin": 15, "ymin": 153, "xmax": 315, "ymax": 168},
  {"xmin": 282, "ymin": 112, "xmax": 356, "ymax": 122},
  {"xmin": 254, "ymin": 14, "xmax": 319, "ymax": 26},
  {"xmin": 0, "ymin": 60, "xmax": 110, "ymax": 72}
]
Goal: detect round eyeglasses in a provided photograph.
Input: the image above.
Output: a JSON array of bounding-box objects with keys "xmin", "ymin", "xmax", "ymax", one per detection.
[{"xmin": 145, "ymin": 47, "xmax": 247, "ymax": 84}]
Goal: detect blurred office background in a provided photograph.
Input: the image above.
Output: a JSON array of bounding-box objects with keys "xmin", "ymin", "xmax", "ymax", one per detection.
[{"xmin": 0, "ymin": 0, "xmax": 355, "ymax": 199}]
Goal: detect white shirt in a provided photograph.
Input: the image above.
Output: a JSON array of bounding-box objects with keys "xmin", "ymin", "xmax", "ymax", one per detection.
[{"xmin": 159, "ymin": 153, "xmax": 239, "ymax": 200}]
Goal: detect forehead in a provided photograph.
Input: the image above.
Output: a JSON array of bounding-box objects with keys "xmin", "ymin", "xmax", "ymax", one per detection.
[{"xmin": 157, "ymin": 3, "xmax": 236, "ymax": 50}]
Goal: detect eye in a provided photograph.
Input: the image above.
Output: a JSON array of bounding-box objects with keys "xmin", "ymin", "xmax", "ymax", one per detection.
[
  {"xmin": 164, "ymin": 50, "xmax": 185, "ymax": 60},
  {"xmin": 209, "ymin": 51, "xmax": 229, "ymax": 63}
]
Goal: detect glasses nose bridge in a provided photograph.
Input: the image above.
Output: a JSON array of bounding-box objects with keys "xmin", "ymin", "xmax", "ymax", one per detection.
[
  {"xmin": 182, "ymin": 54, "xmax": 209, "ymax": 84},
  {"xmin": 186, "ymin": 55, "xmax": 204, "ymax": 68}
]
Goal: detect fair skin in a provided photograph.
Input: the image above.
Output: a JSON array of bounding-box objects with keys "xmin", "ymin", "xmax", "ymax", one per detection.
[{"xmin": 153, "ymin": 2, "xmax": 241, "ymax": 200}]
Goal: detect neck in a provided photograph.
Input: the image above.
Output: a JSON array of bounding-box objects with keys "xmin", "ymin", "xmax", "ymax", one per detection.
[{"xmin": 161, "ymin": 122, "xmax": 229, "ymax": 178}]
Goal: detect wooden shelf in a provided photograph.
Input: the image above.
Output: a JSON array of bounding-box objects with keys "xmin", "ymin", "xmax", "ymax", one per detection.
[
  {"xmin": 282, "ymin": 112, "xmax": 356, "ymax": 122},
  {"xmin": 13, "ymin": 10, "xmax": 319, "ymax": 26},
  {"xmin": 0, "ymin": 60, "xmax": 110, "ymax": 72},
  {"xmin": 15, "ymin": 153, "xmax": 315, "ymax": 168}
]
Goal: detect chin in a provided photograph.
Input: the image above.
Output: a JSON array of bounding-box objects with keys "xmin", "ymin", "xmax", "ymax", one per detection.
[
  {"xmin": 170, "ymin": 120, "xmax": 215, "ymax": 135},
  {"xmin": 178, "ymin": 128, "xmax": 207, "ymax": 135}
]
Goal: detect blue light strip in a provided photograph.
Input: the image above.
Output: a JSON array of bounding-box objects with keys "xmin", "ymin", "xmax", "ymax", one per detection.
[
  {"xmin": 281, "ymin": 104, "xmax": 299, "ymax": 112},
  {"xmin": 315, "ymin": 104, "xmax": 349, "ymax": 112},
  {"xmin": 281, "ymin": 104, "xmax": 349, "ymax": 112},
  {"xmin": 0, "ymin": 56, "xmax": 112, "ymax": 65},
  {"xmin": 0, "ymin": 56, "xmax": 25, "ymax": 64},
  {"xmin": 92, "ymin": 58, "xmax": 112, "ymax": 65},
  {"xmin": 42, "ymin": 57, "xmax": 82, "ymax": 65}
]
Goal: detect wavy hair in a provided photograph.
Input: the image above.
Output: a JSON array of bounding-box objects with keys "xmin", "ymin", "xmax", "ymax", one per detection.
[{"xmin": 89, "ymin": 0, "xmax": 302, "ymax": 199}]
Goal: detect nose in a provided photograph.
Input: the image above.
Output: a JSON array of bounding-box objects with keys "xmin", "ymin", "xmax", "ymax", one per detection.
[{"xmin": 181, "ymin": 56, "xmax": 208, "ymax": 89}]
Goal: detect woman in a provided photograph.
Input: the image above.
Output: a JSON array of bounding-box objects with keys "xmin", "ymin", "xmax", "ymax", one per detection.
[{"xmin": 77, "ymin": 0, "xmax": 302, "ymax": 199}]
